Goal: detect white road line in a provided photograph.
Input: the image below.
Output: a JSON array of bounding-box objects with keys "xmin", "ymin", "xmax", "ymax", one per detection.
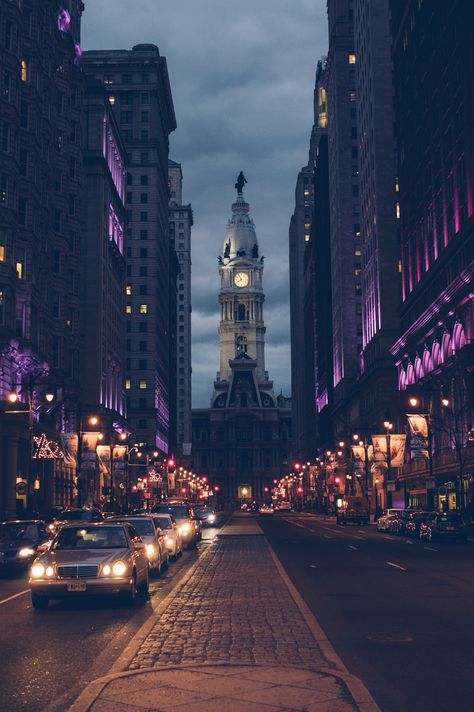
[
  {"xmin": 318, "ymin": 525, "xmax": 366, "ymax": 541},
  {"xmin": 424, "ymin": 546, "xmax": 438, "ymax": 552},
  {"xmin": 405, "ymin": 540, "xmax": 413, "ymax": 545},
  {"xmin": 386, "ymin": 561, "xmax": 406, "ymax": 571},
  {"xmin": 382, "ymin": 536, "xmax": 394, "ymax": 541},
  {"xmin": 323, "ymin": 535, "xmax": 332, "ymax": 539},
  {"xmin": 348, "ymin": 545, "xmax": 358, "ymax": 551},
  {"xmin": 282, "ymin": 518, "xmax": 307, "ymax": 529},
  {"xmin": 309, "ymin": 564, "xmax": 318, "ymax": 568},
  {"xmin": 0, "ymin": 589, "xmax": 29, "ymax": 606}
]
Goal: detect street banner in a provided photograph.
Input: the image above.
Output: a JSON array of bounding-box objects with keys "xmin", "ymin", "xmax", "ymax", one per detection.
[
  {"xmin": 112, "ymin": 445, "xmax": 127, "ymax": 474},
  {"xmin": 97, "ymin": 445, "xmax": 111, "ymax": 476},
  {"xmin": 168, "ymin": 471, "xmax": 175, "ymax": 491},
  {"xmin": 351, "ymin": 446, "xmax": 366, "ymax": 474},
  {"xmin": 407, "ymin": 414, "xmax": 429, "ymax": 460},
  {"xmin": 61, "ymin": 433, "xmax": 78, "ymax": 467},
  {"xmin": 390, "ymin": 434, "xmax": 407, "ymax": 467},
  {"xmin": 371, "ymin": 435, "xmax": 388, "ymax": 469},
  {"xmin": 81, "ymin": 432, "xmax": 99, "ymax": 471}
]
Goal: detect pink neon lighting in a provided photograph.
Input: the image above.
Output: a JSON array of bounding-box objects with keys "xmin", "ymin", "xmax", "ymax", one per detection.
[{"xmin": 57, "ymin": 9, "xmax": 71, "ymax": 33}]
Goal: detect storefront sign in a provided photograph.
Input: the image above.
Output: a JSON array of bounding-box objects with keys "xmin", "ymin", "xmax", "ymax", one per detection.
[{"xmin": 32, "ymin": 433, "xmax": 64, "ymax": 459}]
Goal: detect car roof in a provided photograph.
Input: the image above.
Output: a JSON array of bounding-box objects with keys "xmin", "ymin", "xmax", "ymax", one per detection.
[{"xmin": 1, "ymin": 519, "xmax": 45, "ymax": 525}]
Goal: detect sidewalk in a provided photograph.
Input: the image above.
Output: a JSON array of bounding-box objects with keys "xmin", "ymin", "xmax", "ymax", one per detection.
[{"xmin": 69, "ymin": 515, "xmax": 379, "ymax": 712}]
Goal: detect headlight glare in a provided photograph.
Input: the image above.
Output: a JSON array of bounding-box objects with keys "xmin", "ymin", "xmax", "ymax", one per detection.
[
  {"xmin": 181, "ymin": 523, "xmax": 191, "ymax": 534},
  {"xmin": 19, "ymin": 547, "xmax": 35, "ymax": 558},
  {"xmin": 102, "ymin": 564, "xmax": 111, "ymax": 576},
  {"xmin": 112, "ymin": 561, "xmax": 127, "ymax": 576},
  {"xmin": 209, "ymin": 514, "xmax": 216, "ymax": 523},
  {"xmin": 146, "ymin": 544, "xmax": 155, "ymax": 558},
  {"xmin": 31, "ymin": 563, "xmax": 45, "ymax": 578},
  {"xmin": 45, "ymin": 566, "xmax": 54, "ymax": 577}
]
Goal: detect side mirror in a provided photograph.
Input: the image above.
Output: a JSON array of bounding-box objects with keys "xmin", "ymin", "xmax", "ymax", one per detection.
[
  {"xmin": 133, "ymin": 541, "xmax": 145, "ymax": 550},
  {"xmin": 38, "ymin": 542, "xmax": 51, "ymax": 553}
]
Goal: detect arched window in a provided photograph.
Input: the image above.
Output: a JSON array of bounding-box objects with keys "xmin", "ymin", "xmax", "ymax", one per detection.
[
  {"xmin": 422, "ymin": 348, "xmax": 433, "ymax": 375},
  {"xmin": 441, "ymin": 331, "xmax": 453, "ymax": 361},
  {"xmin": 431, "ymin": 341, "xmax": 442, "ymax": 368},
  {"xmin": 406, "ymin": 362, "xmax": 415, "ymax": 385},
  {"xmin": 414, "ymin": 355, "xmax": 424, "ymax": 381},
  {"xmin": 452, "ymin": 322, "xmax": 466, "ymax": 352}
]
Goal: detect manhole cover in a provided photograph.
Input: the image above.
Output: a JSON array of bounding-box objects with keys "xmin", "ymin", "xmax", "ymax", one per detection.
[{"xmin": 367, "ymin": 634, "xmax": 414, "ymax": 644}]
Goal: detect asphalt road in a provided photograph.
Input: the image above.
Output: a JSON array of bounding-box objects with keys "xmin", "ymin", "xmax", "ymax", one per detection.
[
  {"xmin": 259, "ymin": 513, "xmax": 474, "ymax": 712},
  {"xmin": 0, "ymin": 524, "xmax": 222, "ymax": 712}
]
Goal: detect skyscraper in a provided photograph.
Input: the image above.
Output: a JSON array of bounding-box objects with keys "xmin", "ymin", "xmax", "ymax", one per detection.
[
  {"xmin": 82, "ymin": 45, "xmax": 177, "ymax": 454},
  {"xmin": 168, "ymin": 160, "xmax": 193, "ymax": 460}
]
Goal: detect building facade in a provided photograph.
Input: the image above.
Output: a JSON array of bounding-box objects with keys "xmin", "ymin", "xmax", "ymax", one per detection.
[
  {"xmin": 0, "ymin": 0, "xmax": 85, "ymax": 517},
  {"xmin": 325, "ymin": 0, "xmax": 362, "ymax": 435},
  {"xmin": 192, "ymin": 181, "xmax": 291, "ymax": 507},
  {"xmin": 83, "ymin": 44, "xmax": 177, "ymax": 455},
  {"xmin": 168, "ymin": 160, "xmax": 193, "ymax": 460},
  {"xmin": 390, "ymin": 0, "xmax": 474, "ymax": 510}
]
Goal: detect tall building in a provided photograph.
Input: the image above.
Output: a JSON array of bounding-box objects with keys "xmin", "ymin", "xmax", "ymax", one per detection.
[
  {"xmin": 390, "ymin": 0, "xmax": 474, "ymax": 509},
  {"xmin": 82, "ymin": 45, "xmax": 177, "ymax": 454},
  {"xmin": 192, "ymin": 180, "xmax": 291, "ymax": 507},
  {"xmin": 168, "ymin": 160, "xmax": 193, "ymax": 460},
  {"xmin": 0, "ymin": 0, "xmax": 85, "ymax": 517},
  {"xmin": 352, "ymin": 0, "xmax": 401, "ymax": 432},
  {"xmin": 326, "ymin": 0, "xmax": 362, "ymax": 435}
]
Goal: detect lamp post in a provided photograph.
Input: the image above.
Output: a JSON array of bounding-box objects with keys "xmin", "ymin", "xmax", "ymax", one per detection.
[
  {"xmin": 384, "ymin": 420, "xmax": 393, "ymax": 508},
  {"xmin": 409, "ymin": 395, "xmax": 434, "ymax": 509},
  {"xmin": 76, "ymin": 414, "xmax": 101, "ymax": 507}
]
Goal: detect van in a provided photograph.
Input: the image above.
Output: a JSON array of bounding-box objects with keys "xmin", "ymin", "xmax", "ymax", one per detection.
[{"xmin": 336, "ymin": 496, "xmax": 369, "ymax": 525}]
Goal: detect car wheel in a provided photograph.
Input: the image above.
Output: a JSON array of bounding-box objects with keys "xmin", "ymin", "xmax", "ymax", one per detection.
[
  {"xmin": 138, "ymin": 568, "xmax": 149, "ymax": 595},
  {"xmin": 123, "ymin": 573, "xmax": 137, "ymax": 605},
  {"xmin": 31, "ymin": 593, "xmax": 49, "ymax": 610}
]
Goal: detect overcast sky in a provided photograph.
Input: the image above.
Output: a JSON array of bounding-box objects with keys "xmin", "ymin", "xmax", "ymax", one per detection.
[{"xmin": 83, "ymin": 1, "xmax": 328, "ymax": 407}]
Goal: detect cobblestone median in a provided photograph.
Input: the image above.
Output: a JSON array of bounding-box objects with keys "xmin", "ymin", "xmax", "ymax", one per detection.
[{"xmin": 129, "ymin": 537, "xmax": 327, "ymax": 671}]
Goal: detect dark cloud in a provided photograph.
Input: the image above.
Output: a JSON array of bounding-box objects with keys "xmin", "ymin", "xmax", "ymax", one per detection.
[{"xmin": 82, "ymin": 0, "xmax": 328, "ymax": 406}]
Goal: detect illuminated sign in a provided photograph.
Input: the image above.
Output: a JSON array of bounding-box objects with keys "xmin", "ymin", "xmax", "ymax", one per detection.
[{"xmin": 32, "ymin": 433, "xmax": 64, "ymax": 459}]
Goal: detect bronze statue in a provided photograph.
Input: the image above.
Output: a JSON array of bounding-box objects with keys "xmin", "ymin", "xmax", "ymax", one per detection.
[{"xmin": 235, "ymin": 171, "xmax": 247, "ymax": 194}]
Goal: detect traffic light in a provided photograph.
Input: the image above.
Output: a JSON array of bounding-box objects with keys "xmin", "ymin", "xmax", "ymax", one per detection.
[
  {"xmin": 294, "ymin": 462, "xmax": 301, "ymax": 471},
  {"xmin": 334, "ymin": 477, "xmax": 340, "ymax": 485},
  {"xmin": 214, "ymin": 485, "xmax": 219, "ymax": 492}
]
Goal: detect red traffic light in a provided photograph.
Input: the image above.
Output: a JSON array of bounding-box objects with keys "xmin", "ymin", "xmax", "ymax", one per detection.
[
  {"xmin": 294, "ymin": 463, "xmax": 301, "ymax": 470},
  {"xmin": 264, "ymin": 486, "xmax": 269, "ymax": 492},
  {"xmin": 297, "ymin": 487, "xmax": 303, "ymax": 493},
  {"xmin": 181, "ymin": 487, "xmax": 186, "ymax": 494},
  {"xmin": 202, "ymin": 476, "xmax": 207, "ymax": 482},
  {"xmin": 214, "ymin": 485, "xmax": 219, "ymax": 492},
  {"xmin": 167, "ymin": 458, "xmax": 175, "ymax": 468},
  {"xmin": 334, "ymin": 477, "xmax": 340, "ymax": 484}
]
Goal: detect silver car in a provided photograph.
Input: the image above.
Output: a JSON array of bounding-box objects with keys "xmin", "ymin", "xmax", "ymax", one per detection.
[
  {"xmin": 108, "ymin": 516, "xmax": 169, "ymax": 575},
  {"xmin": 29, "ymin": 523, "xmax": 149, "ymax": 609},
  {"xmin": 151, "ymin": 514, "xmax": 183, "ymax": 559}
]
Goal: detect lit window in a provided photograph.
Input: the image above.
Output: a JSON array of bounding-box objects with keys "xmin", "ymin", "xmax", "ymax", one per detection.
[
  {"xmin": 304, "ymin": 190, "xmax": 310, "ymax": 196},
  {"xmin": 0, "ymin": 246, "xmax": 4, "ymax": 261},
  {"xmin": 354, "ymin": 248, "xmax": 362, "ymax": 256},
  {"xmin": 395, "ymin": 176, "xmax": 399, "ymax": 192},
  {"xmin": 396, "ymin": 202, "xmax": 401, "ymax": 219},
  {"xmin": 21, "ymin": 60, "xmax": 28, "ymax": 82},
  {"xmin": 126, "ymin": 304, "xmax": 132, "ymax": 314},
  {"xmin": 125, "ymin": 379, "xmax": 131, "ymax": 390},
  {"xmin": 305, "ymin": 235, "xmax": 310, "ymax": 242},
  {"xmin": 398, "ymin": 259, "xmax": 402, "ymax": 273},
  {"xmin": 139, "ymin": 304, "xmax": 148, "ymax": 314},
  {"xmin": 109, "ymin": 95, "xmax": 115, "ymax": 105},
  {"xmin": 126, "ymin": 285, "xmax": 132, "ymax": 295},
  {"xmin": 304, "ymin": 223, "xmax": 311, "ymax": 230},
  {"xmin": 348, "ymin": 54, "xmax": 356, "ymax": 64},
  {"xmin": 139, "ymin": 380, "xmax": 147, "ymax": 390},
  {"xmin": 350, "ymin": 91, "xmax": 356, "ymax": 102},
  {"xmin": 16, "ymin": 262, "xmax": 23, "ymax": 279}
]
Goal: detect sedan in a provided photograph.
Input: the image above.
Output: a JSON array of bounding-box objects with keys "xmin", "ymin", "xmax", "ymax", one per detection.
[
  {"xmin": 29, "ymin": 523, "xmax": 149, "ymax": 609},
  {"xmin": 420, "ymin": 512, "xmax": 467, "ymax": 543},
  {"xmin": 405, "ymin": 512, "xmax": 430, "ymax": 538},
  {"xmin": 0, "ymin": 521, "xmax": 52, "ymax": 568},
  {"xmin": 151, "ymin": 514, "xmax": 182, "ymax": 559},
  {"xmin": 152, "ymin": 504, "xmax": 199, "ymax": 549},
  {"xmin": 193, "ymin": 506, "xmax": 217, "ymax": 527},
  {"xmin": 108, "ymin": 516, "xmax": 169, "ymax": 575},
  {"xmin": 49, "ymin": 507, "xmax": 103, "ymax": 534},
  {"xmin": 377, "ymin": 513, "xmax": 399, "ymax": 532},
  {"xmin": 259, "ymin": 504, "xmax": 274, "ymax": 515}
]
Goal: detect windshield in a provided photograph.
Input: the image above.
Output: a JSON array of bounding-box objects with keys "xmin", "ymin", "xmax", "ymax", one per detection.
[
  {"xmin": 58, "ymin": 510, "xmax": 95, "ymax": 521},
  {"xmin": 153, "ymin": 517, "xmax": 172, "ymax": 530},
  {"xmin": 154, "ymin": 505, "xmax": 188, "ymax": 520},
  {"xmin": 52, "ymin": 526, "xmax": 128, "ymax": 550},
  {"xmin": 111, "ymin": 519, "xmax": 155, "ymax": 536},
  {"xmin": 0, "ymin": 523, "xmax": 38, "ymax": 541}
]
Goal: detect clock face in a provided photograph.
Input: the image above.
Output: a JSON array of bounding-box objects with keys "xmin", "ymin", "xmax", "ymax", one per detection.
[{"xmin": 234, "ymin": 272, "xmax": 249, "ymax": 288}]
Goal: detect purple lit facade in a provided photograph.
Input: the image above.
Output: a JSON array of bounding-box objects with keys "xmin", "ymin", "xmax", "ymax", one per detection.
[{"xmin": 390, "ymin": 0, "xmax": 474, "ymax": 509}]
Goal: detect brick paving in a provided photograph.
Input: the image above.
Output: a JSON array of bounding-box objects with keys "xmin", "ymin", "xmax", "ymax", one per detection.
[{"xmin": 128, "ymin": 537, "xmax": 326, "ymax": 671}]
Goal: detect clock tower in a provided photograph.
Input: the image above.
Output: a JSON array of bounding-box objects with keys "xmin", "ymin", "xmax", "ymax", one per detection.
[{"xmin": 217, "ymin": 183, "xmax": 266, "ymax": 382}]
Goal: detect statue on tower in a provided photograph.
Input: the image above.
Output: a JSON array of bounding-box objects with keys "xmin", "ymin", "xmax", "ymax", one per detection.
[{"xmin": 235, "ymin": 171, "xmax": 247, "ymax": 194}]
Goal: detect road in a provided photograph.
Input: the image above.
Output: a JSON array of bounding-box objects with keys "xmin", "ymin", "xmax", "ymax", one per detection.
[
  {"xmin": 260, "ymin": 512, "xmax": 474, "ymax": 712},
  {"xmin": 0, "ymin": 525, "xmax": 221, "ymax": 712}
]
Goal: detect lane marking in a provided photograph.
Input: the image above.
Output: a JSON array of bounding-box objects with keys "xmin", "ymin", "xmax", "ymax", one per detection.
[
  {"xmin": 424, "ymin": 546, "xmax": 438, "ymax": 552},
  {"xmin": 386, "ymin": 561, "xmax": 406, "ymax": 571},
  {"xmin": 309, "ymin": 564, "xmax": 318, "ymax": 568},
  {"xmin": 348, "ymin": 545, "xmax": 358, "ymax": 551},
  {"xmin": 0, "ymin": 589, "xmax": 29, "ymax": 606},
  {"xmin": 405, "ymin": 540, "xmax": 413, "ymax": 545},
  {"xmin": 318, "ymin": 525, "xmax": 365, "ymax": 541},
  {"xmin": 323, "ymin": 535, "xmax": 332, "ymax": 539}
]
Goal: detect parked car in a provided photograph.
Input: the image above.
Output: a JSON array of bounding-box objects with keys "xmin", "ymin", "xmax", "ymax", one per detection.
[
  {"xmin": 193, "ymin": 506, "xmax": 217, "ymax": 527},
  {"xmin": 259, "ymin": 504, "xmax": 274, "ymax": 515},
  {"xmin": 151, "ymin": 514, "xmax": 183, "ymax": 559},
  {"xmin": 377, "ymin": 512, "xmax": 401, "ymax": 532},
  {"xmin": 107, "ymin": 516, "xmax": 169, "ymax": 575},
  {"xmin": 389, "ymin": 510, "xmax": 415, "ymax": 535},
  {"xmin": 0, "ymin": 521, "xmax": 52, "ymax": 568},
  {"xmin": 336, "ymin": 496, "xmax": 369, "ymax": 526},
  {"xmin": 152, "ymin": 503, "xmax": 199, "ymax": 549},
  {"xmin": 29, "ymin": 522, "xmax": 149, "ymax": 609},
  {"xmin": 49, "ymin": 507, "xmax": 103, "ymax": 534},
  {"xmin": 405, "ymin": 512, "xmax": 430, "ymax": 538},
  {"xmin": 277, "ymin": 501, "xmax": 292, "ymax": 511},
  {"xmin": 420, "ymin": 512, "xmax": 467, "ymax": 543}
]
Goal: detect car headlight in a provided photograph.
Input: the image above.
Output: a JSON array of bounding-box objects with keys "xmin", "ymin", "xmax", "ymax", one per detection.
[
  {"xmin": 19, "ymin": 547, "xmax": 35, "ymax": 558},
  {"xmin": 102, "ymin": 564, "xmax": 111, "ymax": 576},
  {"xmin": 48, "ymin": 524, "xmax": 56, "ymax": 531},
  {"xmin": 31, "ymin": 563, "xmax": 45, "ymax": 578},
  {"xmin": 112, "ymin": 561, "xmax": 127, "ymax": 576},
  {"xmin": 181, "ymin": 523, "xmax": 191, "ymax": 534},
  {"xmin": 164, "ymin": 535, "xmax": 171, "ymax": 545},
  {"xmin": 208, "ymin": 514, "xmax": 216, "ymax": 523},
  {"xmin": 45, "ymin": 566, "xmax": 54, "ymax": 577},
  {"xmin": 146, "ymin": 544, "xmax": 155, "ymax": 558}
]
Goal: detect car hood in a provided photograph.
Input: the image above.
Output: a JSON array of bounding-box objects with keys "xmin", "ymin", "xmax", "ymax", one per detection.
[{"xmin": 39, "ymin": 548, "xmax": 129, "ymax": 566}]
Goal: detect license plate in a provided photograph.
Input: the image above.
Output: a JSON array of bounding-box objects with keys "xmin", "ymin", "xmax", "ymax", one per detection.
[{"xmin": 67, "ymin": 582, "xmax": 86, "ymax": 592}]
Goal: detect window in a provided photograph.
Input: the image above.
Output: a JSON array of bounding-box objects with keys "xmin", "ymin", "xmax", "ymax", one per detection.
[
  {"xmin": 355, "ymin": 283, "xmax": 362, "ymax": 296},
  {"xmin": 122, "ymin": 129, "xmax": 132, "ymax": 141},
  {"xmin": 21, "ymin": 59, "xmax": 28, "ymax": 81},
  {"xmin": 126, "ymin": 285, "xmax": 132, "ymax": 295},
  {"xmin": 141, "ymin": 111, "xmax": 148, "ymax": 123},
  {"xmin": 2, "ymin": 71, "xmax": 11, "ymax": 101},
  {"xmin": 354, "ymin": 263, "xmax": 362, "ymax": 276},
  {"xmin": 139, "ymin": 359, "xmax": 147, "ymax": 370},
  {"xmin": 138, "ymin": 419, "xmax": 147, "ymax": 429},
  {"xmin": 20, "ymin": 102, "xmax": 29, "ymax": 129},
  {"xmin": 138, "ymin": 397, "xmax": 147, "ymax": 409},
  {"xmin": 68, "ymin": 194, "xmax": 76, "ymax": 216},
  {"xmin": 140, "ymin": 151, "xmax": 149, "ymax": 162},
  {"xmin": 396, "ymin": 202, "xmax": 401, "ymax": 219},
  {"xmin": 53, "ymin": 209, "xmax": 62, "ymax": 233},
  {"xmin": 0, "ymin": 245, "xmax": 5, "ymax": 262},
  {"xmin": 56, "ymin": 130, "xmax": 63, "ymax": 152},
  {"xmin": 348, "ymin": 54, "xmax": 356, "ymax": 64},
  {"xmin": 125, "ymin": 379, "xmax": 131, "ymax": 390},
  {"xmin": 141, "ymin": 92, "xmax": 149, "ymax": 104},
  {"xmin": 5, "ymin": 21, "xmax": 12, "ymax": 51},
  {"xmin": 52, "ymin": 292, "xmax": 61, "ymax": 318},
  {"xmin": 1, "ymin": 122, "xmax": 10, "ymax": 152},
  {"xmin": 139, "ymin": 322, "xmax": 147, "ymax": 333},
  {"xmin": 140, "ymin": 175, "xmax": 148, "ymax": 186},
  {"xmin": 69, "ymin": 157, "xmax": 76, "ymax": 179},
  {"xmin": 122, "ymin": 74, "xmax": 132, "ymax": 84},
  {"xmin": 140, "ymin": 211, "xmax": 148, "ymax": 222},
  {"xmin": 108, "ymin": 95, "xmax": 115, "ymax": 105},
  {"xmin": 16, "ymin": 250, "xmax": 25, "ymax": 279},
  {"xmin": 305, "ymin": 234, "xmax": 310, "ymax": 242},
  {"xmin": 140, "ymin": 304, "xmax": 148, "ymax": 314},
  {"xmin": 140, "ymin": 193, "xmax": 148, "ymax": 204},
  {"xmin": 103, "ymin": 75, "xmax": 113, "ymax": 85},
  {"xmin": 140, "ymin": 229, "xmax": 148, "ymax": 240},
  {"xmin": 139, "ymin": 340, "xmax": 147, "ymax": 352},
  {"xmin": 139, "ymin": 380, "xmax": 147, "ymax": 389},
  {"xmin": 139, "ymin": 285, "xmax": 147, "ymax": 295},
  {"xmin": 126, "ymin": 304, "xmax": 132, "ymax": 314},
  {"xmin": 140, "ymin": 248, "xmax": 148, "ymax": 258},
  {"xmin": 139, "ymin": 266, "xmax": 147, "ymax": 277},
  {"xmin": 121, "ymin": 111, "xmax": 132, "ymax": 124},
  {"xmin": 140, "ymin": 129, "xmax": 149, "ymax": 140},
  {"xmin": 0, "ymin": 174, "xmax": 8, "ymax": 201},
  {"xmin": 53, "ymin": 250, "xmax": 61, "ymax": 274}
]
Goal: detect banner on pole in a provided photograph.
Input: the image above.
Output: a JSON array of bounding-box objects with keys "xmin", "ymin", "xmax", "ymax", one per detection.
[
  {"xmin": 351, "ymin": 446, "xmax": 366, "ymax": 475},
  {"xmin": 61, "ymin": 434, "xmax": 78, "ymax": 467},
  {"xmin": 389, "ymin": 434, "xmax": 407, "ymax": 467},
  {"xmin": 407, "ymin": 415, "xmax": 428, "ymax": 460},
  {"xmin": 97, "ymin": 445, "xmax": 111, "ymax": 476},
  {"xmin": 81, "ymin": 432, "xmax": 99, "ymax": 471},
  {"xmin": 112, "ymin": 445, "xmax": 127, "ymax": 474},
  {"xmin": 371, "ymin": 435, "xmax": 388, "ymax": 470}
]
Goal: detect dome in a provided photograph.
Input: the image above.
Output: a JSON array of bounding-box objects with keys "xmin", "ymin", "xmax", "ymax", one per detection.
[{"xmin": 222, "ymin": 194, "xmax": 259, "ymax": 261}]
